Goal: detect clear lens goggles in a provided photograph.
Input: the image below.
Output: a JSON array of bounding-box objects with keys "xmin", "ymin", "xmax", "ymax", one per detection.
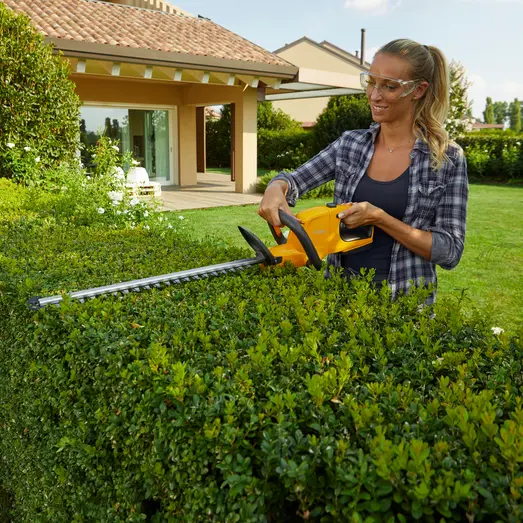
[{"xmin": 360, "ymin": 72, "xmax": 419, "ymax": 100}]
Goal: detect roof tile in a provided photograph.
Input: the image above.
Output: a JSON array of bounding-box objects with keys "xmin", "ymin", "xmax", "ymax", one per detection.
[{"xmin": 3, "ymin": 0, "xmax": 293, "ymax": 68}]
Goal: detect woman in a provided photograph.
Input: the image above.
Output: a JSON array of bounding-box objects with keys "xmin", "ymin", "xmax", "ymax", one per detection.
[{"xmin": 258, "ymin": 39, "xmax": 469, "ymax": 304}]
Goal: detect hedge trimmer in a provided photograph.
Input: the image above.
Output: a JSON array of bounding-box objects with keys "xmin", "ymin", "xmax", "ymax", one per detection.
[{"xmin": 27, "ymin": 204, "xmax": 374, "ymax": 310}]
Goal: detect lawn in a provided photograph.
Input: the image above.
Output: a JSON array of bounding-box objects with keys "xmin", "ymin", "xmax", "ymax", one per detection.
[{"xmin": 173, "ymin": 183, "xmax": 523, "ymax": 333}]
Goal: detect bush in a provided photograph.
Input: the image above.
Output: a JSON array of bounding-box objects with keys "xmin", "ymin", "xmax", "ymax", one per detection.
[
  {"xmin": 312, "ymin": 94, "xmax": 373, "ymax": 155},
  {"xmin": 206, "ymin": 105, "xmax": 232, "ymax": 168},
  {"xmin": 206, "ymin": 103, "xmax": 303, "ymax": 169},
  {"xmin": 257, "ymin": 102, "xmax": 302, "ymax": 132},
  {"xmin": 1, "ymin": 189, "xmax": 522, "ymax": 522},
  {"xmin": 258, "ymin": 129, "xmax": 314, "ymax": 171},
  {"xmin": 456, "ymin": 134, "xmax": 523, "ymax": 182},
  {"xmin": 0, "ymin": 3, "xmax": 81, "ymax": 180},
  {"xmin": 257, "ymin": 170, "xmax": 334, "ymax": 200}
]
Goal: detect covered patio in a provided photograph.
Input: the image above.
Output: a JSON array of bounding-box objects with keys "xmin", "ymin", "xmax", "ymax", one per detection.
[{"xmin": 160, "ymin": 172, "xmax": 262, "ymax": 211}]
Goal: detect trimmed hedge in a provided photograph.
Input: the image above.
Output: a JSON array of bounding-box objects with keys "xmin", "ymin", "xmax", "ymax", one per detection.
[
  {"xmin": 256, "ymin": 170, "xmax": 334, "ymax": 200},
  {"xmin": 455, "ymin": 134, "xmax": 523, "ymax": 182},
  {"xmin": 255, "ymin": 132, "xmax": 523, "ymax": 190},
  {"xmin": 1, "ymin": 183, "xmax": 522, "ymax": 522},
  {"xmin": 257, "ymin": 129, "xmax": 314, "ymax": 171}
]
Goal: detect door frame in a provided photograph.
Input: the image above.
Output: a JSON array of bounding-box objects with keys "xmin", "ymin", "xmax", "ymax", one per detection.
[{"xmin": 81, "ymin": 101, "xmax": 179, "ymax": 186}]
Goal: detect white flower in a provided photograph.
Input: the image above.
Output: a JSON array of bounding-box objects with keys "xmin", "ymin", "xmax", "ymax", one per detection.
[
  {"xmin": 167, "ymin": 224, "xmax": 174, "ymax": 229},
  {"xmin": 35, "ymin": 157, "xmax": 40, "ymax": 163},
  {"xmin": 112, "ymin": 145, "xmax": 119, "ymax": 152},
  {"xmin": 144, "ymin": 225, "xmax": 150, "ymax": 230},
  {"xmin": 158, "ymin": 216, "xmax": 163, "ymax": 222},
  {"xmin": 7, "ymin": 143, "xmax": 15, "ymax": 149},
  {"xmin": 24, "ymin": 146, "xmax": 31, "ymax": 152},
  {"xmin": 131, "ymin": 159, "xmax": 140, "ymax": 166},
  {"xmin": 130, "ymin": 198, "xmax": 140, "ymax": 206},
  {"xmin": 86, "ymin": 175, "xmax": 91, "ymax": 180},
  {"xmin": 123, "ymin": 209, "xmax": 129, "ymax": 214},
  {"xmin": 143, "ymin": 211, "xmax": 149, "ymax": 218},
  {"xmin": 97, "ymin": 208, "xmax": 105, "ymax": 214},
  {"xmin": 92, "ymin": 154, "xmax": 97, "ymax": 158},
  {"xmin": 107, "ymin": 191, "xmax": 123, "ymax": 202},
  {"xmin": 178, "ymin": 215, "xmax": 184, "ymax": 220},
  {"xmin": 116, "ymin": 210, "xmax": 122, "ymax": 215},
  {"xmin": 491, "ymin": 327, "xmax": 504, "ymax": 335}
]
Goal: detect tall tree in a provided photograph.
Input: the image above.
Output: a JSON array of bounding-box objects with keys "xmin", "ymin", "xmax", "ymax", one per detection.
[
  {"xmin": 492, "ymin": 101, "xmax": 508, "ymax": 125},
  {"xmin": 446, "ymin": 60, "xmax": 474, "ymax": 140},
  {"xmin": 509, "ymin": 98, "xmax": 521, "ymax": 132},
  {"xmin": 483, "ymin": 97, "xmax": 495, "ymax": 124}
]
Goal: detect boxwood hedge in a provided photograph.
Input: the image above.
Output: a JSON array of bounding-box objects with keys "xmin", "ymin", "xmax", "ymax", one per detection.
[{"xmin": 1, "ymin": 187, "xmax": 522, "ymax": 522}]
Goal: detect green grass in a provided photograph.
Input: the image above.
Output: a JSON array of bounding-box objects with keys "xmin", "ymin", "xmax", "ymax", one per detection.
[
  {"xmin": 206, "ymin": 167, "xmax": 273, "ymax": 177},
  {"xmin": 174, "ymin": 184, "xmax": 523, "ymax": 333}
]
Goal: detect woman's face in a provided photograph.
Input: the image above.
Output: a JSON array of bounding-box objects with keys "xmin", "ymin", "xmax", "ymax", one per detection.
[{"xmin": 366, "ymin": 53, "xmax": 427, "ymax": 124}]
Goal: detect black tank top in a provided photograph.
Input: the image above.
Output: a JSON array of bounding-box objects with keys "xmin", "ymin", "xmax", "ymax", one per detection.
[{"xmin": 342, "ymin": 168, "xmax": 409, "ymax": 282}]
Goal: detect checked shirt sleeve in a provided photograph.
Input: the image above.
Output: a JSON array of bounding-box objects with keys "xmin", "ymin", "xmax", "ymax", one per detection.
[
  {"xmin": 268, "ymin": 137, "xmax": 342, "ymax": 207},
  {"xmin": 427, "ymin": 151, "xmax": 469, "ymax": 270}
]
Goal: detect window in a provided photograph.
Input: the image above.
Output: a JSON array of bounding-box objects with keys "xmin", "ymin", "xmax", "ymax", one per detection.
[{"xmin": 80, "ymin": 106, "xmax": 171, "ymax": 182}]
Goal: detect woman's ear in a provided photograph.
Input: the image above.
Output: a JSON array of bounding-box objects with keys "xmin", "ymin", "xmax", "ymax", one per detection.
[{"xmin": 413, "ymin": 81, "xmax": 430, "ymax": 100}]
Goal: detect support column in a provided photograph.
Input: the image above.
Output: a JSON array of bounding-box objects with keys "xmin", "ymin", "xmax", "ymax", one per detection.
[
  {"xmin": 178, "ymin": 105, "xmax": 197, "ymax": 186},
  {"xmin": 233, "ymin": 88, "xmax": 258, "ymax": 194},
  {"xmin": 196, "ymin": 106, "xmax": 206, "ymax": 174}
]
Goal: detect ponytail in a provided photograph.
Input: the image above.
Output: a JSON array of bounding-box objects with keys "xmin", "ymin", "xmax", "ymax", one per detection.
[{"xmin": 377, "ymin": 39, "xmax": 450, "ymax": 169}]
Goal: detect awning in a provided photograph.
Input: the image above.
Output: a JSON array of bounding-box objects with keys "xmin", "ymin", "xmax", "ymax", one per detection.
[{"xmin": 266, "ymin": 67, "xmax": 363, "ymax": 101}]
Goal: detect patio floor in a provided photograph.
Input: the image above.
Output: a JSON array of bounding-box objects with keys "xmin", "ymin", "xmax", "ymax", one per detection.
[{"xmin": 159, "ymin": 172, "xmax": 263, "ymax": 211}]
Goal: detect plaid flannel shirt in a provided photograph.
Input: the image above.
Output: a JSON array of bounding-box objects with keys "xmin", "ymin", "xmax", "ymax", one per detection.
[{"xmin": 269, "ymin": 124, "xmax": 469, "ymax": 303}]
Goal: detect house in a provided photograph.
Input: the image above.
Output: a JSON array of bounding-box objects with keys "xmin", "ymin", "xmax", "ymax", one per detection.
[
  {"xmin": 4, "ymin": 0, "xmax": 302, "ymax": 193},
  {"xmin": 471, "ymin": 122, "xmax": 505, "ymax": 131},
  {"xmin": 268, "ymin": 33, "xmax": 370, "ymax": 127}
]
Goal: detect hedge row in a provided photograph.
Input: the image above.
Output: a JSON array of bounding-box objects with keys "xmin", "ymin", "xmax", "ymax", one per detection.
[
  {"xmin": 1, "ymin": 181, "xmax": 522, "ymax": 522},
  {"xmin": 252, "ymin": 131, "xmax": 523, "ymax": 188}
]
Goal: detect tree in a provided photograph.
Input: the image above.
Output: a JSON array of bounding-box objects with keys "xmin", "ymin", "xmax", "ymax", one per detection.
[
  {"xmin": 483, "ymin": 97, "xmax": 495, "ymax": 124},
  {"xmin": 257, "ymin": 102, "xmax": 301, "ymax": 131},
  {"xmin": 492, "ymin": 101, "xmax": 508, "ymax": 125},
  {"xmin": 0, "ymin": 3, "xmax": 81, "ymax": 180},
  {"xmin": 312, "ymin": 94, "xmax": 372, "ymax": 154},
  {"xmin": 446, "ymin": 60, "xmax": 474, "ymax": 140},
  {"xmin": 509, "ymin": 98, "xmax": 521, "ymax": 132}
]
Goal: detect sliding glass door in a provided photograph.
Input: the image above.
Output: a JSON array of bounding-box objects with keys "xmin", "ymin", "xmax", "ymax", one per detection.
[{"xmin": 80, "ymin": 106, "xmax": 172, "ymax": 183}]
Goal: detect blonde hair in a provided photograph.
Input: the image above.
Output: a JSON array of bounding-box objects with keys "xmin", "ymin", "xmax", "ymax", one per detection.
[{"xmin": 377, "ymin": 39, "xmax": 450, "ymax": 170}]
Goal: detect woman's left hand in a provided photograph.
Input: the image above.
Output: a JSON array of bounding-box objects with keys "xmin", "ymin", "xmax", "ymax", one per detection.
[{"xmin": 337, "ymin": 202, "xmax": 383, "ymax": 228}]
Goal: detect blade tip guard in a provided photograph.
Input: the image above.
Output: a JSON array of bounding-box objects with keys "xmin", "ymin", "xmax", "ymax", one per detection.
[{"xmin": 27, "ymin": 296, "xmax": 42, "ymax": 311}]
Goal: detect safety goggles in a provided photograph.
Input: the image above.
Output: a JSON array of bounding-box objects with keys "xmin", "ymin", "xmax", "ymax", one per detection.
[{"xmin": 360, "ymin": 72, "xmax": 420, "ymax": 101}]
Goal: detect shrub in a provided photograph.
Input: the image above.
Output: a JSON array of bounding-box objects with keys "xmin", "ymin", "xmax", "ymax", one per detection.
[
  {"xmin": 1, "ymin": 194, "xmax": 522, "ymax": 522},
  {"xmin": 257, "ymin": 102, "xmax": 302, "ymax": 132},
  {"xmin": 257, "ymin": 129, "xmax": 314, "ymax": 171},
  {"xmin": 312, "ymin": 94, "xmax": 373, "ymax": 155},
  {"xmin": 456, "ymin": 134, "xmax": 523, "ymax": 183},
  {"xmin": 206, "ymin": 103, "xmax": 303, "ymax": 169},
  {"xmin": 257, "ymin": 170, "xmax": 334, "ymax": 200},
  {"xmin": 0, "ymin": 3, "xmax": 81, "ymax": 180}
]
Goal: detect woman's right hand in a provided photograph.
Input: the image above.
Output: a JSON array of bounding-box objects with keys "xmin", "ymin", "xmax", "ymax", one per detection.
[{"xmin": 257, "ymin": 180, "xmax": 294, "ymax": 227}]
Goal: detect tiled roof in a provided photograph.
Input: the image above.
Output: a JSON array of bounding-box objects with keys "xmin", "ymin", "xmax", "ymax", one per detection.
[{"xmin": 3, "ymin": 0, "xmax": 293, "ymax": 68}]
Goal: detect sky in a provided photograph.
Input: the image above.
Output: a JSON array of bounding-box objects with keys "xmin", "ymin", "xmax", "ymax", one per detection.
[{"xmin": 168, "ymin": 0, "xmax": 523, "ymax": 120}]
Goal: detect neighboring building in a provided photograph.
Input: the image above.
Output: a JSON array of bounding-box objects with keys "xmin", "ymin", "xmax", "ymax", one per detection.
[
  {"xmin": 471, "ymin": 122, "xmax": 505, "ymax": 131},
  {"xmin": 4, "ymin": 0, "xmax": 301, "ymax": 192},
  {"xmin": 268, "ymin": 35, "xmax": 369, "ymax": 126}
]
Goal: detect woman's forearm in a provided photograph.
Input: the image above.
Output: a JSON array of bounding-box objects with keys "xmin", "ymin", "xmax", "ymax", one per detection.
[{"xmin": 374, "ymin": 209, "xmax": 433, "ymax": 260}]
